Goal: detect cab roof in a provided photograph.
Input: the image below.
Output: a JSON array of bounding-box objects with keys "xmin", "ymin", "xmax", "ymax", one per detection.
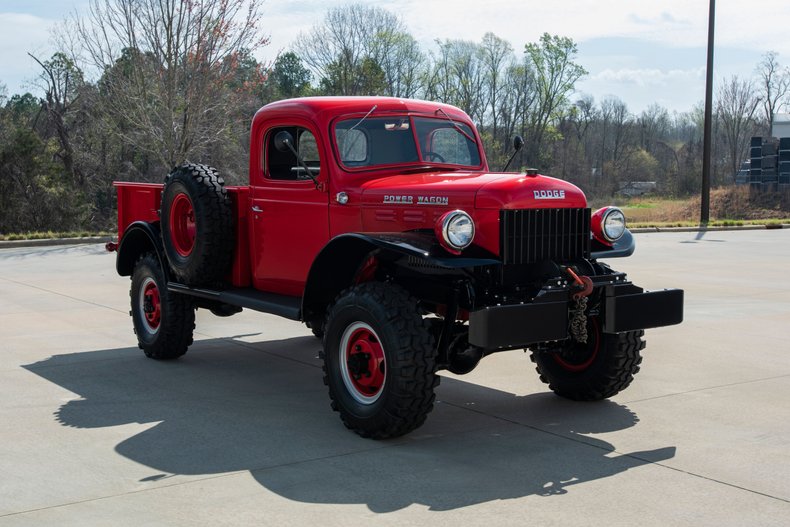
[{"xmin": 252, "ymin": 96, "xmax": 473, "ymax": 129}]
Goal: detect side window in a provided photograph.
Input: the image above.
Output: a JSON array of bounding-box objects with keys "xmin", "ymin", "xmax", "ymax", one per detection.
[{"xmin": 265, "ymin": 127, "xmax": 321, "ymax": 180}]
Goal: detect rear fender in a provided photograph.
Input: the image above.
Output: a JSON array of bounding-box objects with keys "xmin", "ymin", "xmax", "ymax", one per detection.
[{"xmin": 116, "ymin": 221, "xmax": 167, "ymax": 277}]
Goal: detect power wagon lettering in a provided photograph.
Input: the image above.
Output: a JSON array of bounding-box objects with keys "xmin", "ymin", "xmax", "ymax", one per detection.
[
  {"xmin": 383, "ymin": 195, "xmax": 413, "ymax": 204},
  {"xmin": 417, "ymin": 196, "xmax": 449, "ymax": 205}
]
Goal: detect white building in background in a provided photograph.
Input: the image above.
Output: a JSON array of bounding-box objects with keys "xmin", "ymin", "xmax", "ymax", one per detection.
[{"xmin": 772, "ymin": 114, "xmax": 790, "ymax": 138}]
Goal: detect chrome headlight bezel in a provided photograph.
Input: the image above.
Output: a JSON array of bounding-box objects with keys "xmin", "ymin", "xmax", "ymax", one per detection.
[
  {"xmin": 438, "ymin": 210, "xmax": 475, "ymax": 251},
  {"xmin": 601, "ymin": 207, "xmax": 626, "ymax": 242}
]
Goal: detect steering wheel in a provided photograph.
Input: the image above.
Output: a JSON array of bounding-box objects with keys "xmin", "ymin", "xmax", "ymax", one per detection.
[{"xmin": 423, "ymin": 151, "xmax": 446, "ymax": 162}]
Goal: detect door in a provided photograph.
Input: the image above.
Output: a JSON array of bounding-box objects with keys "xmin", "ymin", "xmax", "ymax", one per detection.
[{"xmin": 250, "ymin": 122, "xmax": 330, "ymax": 297}]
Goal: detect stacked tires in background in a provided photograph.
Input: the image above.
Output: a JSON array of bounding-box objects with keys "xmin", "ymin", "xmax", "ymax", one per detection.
[
  {"xmin": 781, "ymin": 138, "xmax": 790, "ymax": 186},
  {"xmin": 747, "ymin": 136, "xmax": 790, "ymax": 188}
]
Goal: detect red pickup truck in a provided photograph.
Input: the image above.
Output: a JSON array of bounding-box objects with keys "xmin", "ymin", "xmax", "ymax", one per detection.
[{"xmin": 109, "ymin": 96, "xmax": 683, "ymax": 438}]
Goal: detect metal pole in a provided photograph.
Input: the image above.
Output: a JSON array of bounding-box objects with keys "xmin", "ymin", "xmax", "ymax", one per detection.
[{"xmin": 701, "ymin": 0, "xmax": 716, "ymax": 225}]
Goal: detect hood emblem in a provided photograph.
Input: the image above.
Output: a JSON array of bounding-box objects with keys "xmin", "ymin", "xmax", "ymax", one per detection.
[
  {"xmin": 534, "ymin": 189, "xmax": 565, "ymax": 200},
  {"xmin": 383, "ymin": 195, "xmax": 414, "ymax": 204},
  {"xmin": 417, "ymin": 196, "xmax": 449, "ymax": 205},
  {"xmin": 383, "ymin": 195, "xmax": 449, "ymax": 205}
]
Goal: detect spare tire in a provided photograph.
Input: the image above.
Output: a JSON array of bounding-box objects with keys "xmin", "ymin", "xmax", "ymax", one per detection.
[{"xmin": 160, "ymin": 164, "xmax": 233, "ymax": 285}]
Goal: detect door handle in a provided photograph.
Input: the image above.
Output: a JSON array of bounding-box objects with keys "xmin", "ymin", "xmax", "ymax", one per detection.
[{"xmin": 251, "ymin": 206, "xmax": 263, "ymax": 213}]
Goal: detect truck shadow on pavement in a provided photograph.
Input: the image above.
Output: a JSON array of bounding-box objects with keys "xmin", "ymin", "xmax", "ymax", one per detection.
[{"xmin": 24, "ymin": 335, "xmax": 675, "ymax": 512}]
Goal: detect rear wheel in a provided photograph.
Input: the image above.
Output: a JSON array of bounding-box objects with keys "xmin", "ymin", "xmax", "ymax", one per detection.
[
  {"xmin": 529, "ymin": 317, "xmax": 644, "ymax": 400},
  {"xmin": 322, "ymin": 282, "xmax": 439, "ymax": 439},
  {"xmin": 130, "ymin": 253, "xmax": 195, "ymax": 360}
]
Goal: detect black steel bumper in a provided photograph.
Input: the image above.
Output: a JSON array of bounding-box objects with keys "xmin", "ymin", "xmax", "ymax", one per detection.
[{"xmin": 468, "ymin": 285, "xmax": 684, "ymax": 351}]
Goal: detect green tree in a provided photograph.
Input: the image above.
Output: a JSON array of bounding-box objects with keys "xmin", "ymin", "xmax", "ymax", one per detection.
[
  {"xmin": 320, "ymin": 56, "xmax": 386, "ymax": 95},
  {"xmin": 269, "ymin": 52, "xmax": 312, "ymax": 98},
  {"xmin": 0, "ymin": 93, "xmax": 85, "ymax": 232},
  {"xmin": 522, "ymin": 33, "xmax": 587, "ymax": 167}
]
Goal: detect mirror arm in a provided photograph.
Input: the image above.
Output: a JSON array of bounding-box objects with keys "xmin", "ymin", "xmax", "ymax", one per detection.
[
  {"xmin": 502, "ymin": 140, "xmax": 524, "ymax": 172},
  {"xmin": 281, "ymin": 138, "xmax": 320, "ymax": 188}
]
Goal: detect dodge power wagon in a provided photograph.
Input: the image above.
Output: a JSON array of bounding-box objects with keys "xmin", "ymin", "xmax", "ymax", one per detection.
[{"xmin": 109, "ymin": 96, "xmax": 684, "ymax": 438}]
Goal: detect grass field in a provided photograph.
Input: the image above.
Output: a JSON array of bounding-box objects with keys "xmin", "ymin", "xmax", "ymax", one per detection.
[{"xmin": 596, "ymin": 186, "xmax": 790, "ymax": 227}]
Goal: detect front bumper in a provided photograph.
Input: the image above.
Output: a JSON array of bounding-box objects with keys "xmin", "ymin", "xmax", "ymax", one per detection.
[{"xmin": 468, "ymin": 283, "xmax": 684, "ymax": 351}]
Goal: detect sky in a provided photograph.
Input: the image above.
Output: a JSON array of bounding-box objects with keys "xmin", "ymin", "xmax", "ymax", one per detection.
[{"xmin": 2, "ymin": 0, "xmax": 789, "ymax": 114}]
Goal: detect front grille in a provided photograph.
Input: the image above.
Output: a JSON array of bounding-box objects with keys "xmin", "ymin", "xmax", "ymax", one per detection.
[{"xmin": 500, "ymin": 208, "xmax": 591, "ymax": 264}]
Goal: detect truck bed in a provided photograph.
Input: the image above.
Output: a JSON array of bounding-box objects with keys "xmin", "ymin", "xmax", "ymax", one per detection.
[{"xmin": 114, "ymin": 182, "xmax": 253, "ymax": 287}]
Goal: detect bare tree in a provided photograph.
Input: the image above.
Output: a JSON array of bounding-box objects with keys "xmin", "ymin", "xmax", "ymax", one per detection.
[
  {"xmin": 296, "ymin": 5, "xmax": 406, "ymax": 96},
  {"xmin": 756, "ymin": 51, "xmax": 790, "ymax": 128},
  {"xmin": 69, "ymin": 0, "xmax": 268, "ymax": 171},
  {"xmin": 498, "ymin": 60, "xmax": 537, "ymax": 166},
  {"xmin": 28, "ymin": 52, "xmax": 85, "ymax": 188},
  {"xmin": 373, "ymin": 30, "xmax": 425, "ymax": 98},
  {"xmin": 599, "ymin": 96, "xmax": 634, "ymax": 189},
  {"xmin": 717, "ymin": 75, "xmax": 761, "ymax": 177},
  {"xmin": 639, "ymin": 104, "xmax": 671, "ymax": 152},
  {"xmin": 480, "ymin": 32, "xmax": 514, "ymax": 152}
]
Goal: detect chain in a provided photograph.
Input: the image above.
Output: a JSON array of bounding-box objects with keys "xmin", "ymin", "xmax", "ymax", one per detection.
[{"xmin": 569, "ymin": 296, "xmax": 588, "ymax": 344}]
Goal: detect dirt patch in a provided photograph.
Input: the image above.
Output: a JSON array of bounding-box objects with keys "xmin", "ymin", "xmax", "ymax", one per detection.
[
  {"xmin": 619, "ymin": 187, "xmax": 790, "ymax": 223},
  {"xmin": 682, "ymin": 187, "xmax": 790, "ymax": 221}
]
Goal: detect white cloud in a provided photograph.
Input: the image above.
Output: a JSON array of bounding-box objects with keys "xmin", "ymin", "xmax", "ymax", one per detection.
[
  {"xmin": 5, "ymin": 0, "xmax": 790, "ymax": 112},
  {"xmin": 0, "ymin": 12, "xmax": 59, "ymax": 93},
  {"xmin": 591, "ymin": 67, "xmax": 706, "ymax": 88}
]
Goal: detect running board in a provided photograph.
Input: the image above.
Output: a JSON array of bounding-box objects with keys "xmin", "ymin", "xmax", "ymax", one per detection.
[{"xmin": 168, "ymin": 283, "xmax": 301, "ymax": 321}]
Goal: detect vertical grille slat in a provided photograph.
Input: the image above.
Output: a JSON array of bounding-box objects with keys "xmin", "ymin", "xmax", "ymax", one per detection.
[{"xmin": 500, "ymin": 208, "xmax": 590, "ymax": 265}]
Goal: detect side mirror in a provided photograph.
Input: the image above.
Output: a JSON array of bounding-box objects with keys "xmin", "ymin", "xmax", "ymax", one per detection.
[
  {"xmin": 274, "ymin": 131, "xmax": 295, "ymax": 153},
  {"xmin": 501, "ymin": 135, "xmax": 525, "ymax": 172}
]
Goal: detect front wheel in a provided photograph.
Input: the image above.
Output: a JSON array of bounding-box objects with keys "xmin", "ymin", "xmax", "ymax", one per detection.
[
  {"xmin": 529, "ymin": 318, "xmax": 644, "ymax": 400},
  {"xmin": 322, "ymin": 282, "xmax": 439, "ymax": 439},
  {"xmin": 130, "ymin": 253, "xmax": 195, "ymax": 359}
]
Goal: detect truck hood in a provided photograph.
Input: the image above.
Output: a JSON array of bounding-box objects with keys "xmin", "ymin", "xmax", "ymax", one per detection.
[{"xmin": 359, "ymin": 171, "xmax": 587, "ymax": 210}]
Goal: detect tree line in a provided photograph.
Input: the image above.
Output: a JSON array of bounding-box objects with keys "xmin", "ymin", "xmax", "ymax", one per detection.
[{"xmin": 1, "ymin": 1, "xmax": 788, "ymax": 233}]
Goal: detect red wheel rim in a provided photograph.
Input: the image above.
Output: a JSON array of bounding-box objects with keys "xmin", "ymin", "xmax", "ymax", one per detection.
[
  {"xmin": 139, "ymin": 277, "xmax": 162, "ymax": 333},
  {"xmin": 553, "ymin": 318, "xmax": 601, "ymax": 372},
  {"xmin": 170, "ymin": 193, "xmax": 196, "ymax": 257},
  {"xmin": 340, "ymin": 322, "xmax": 386, "ymax": 404}
]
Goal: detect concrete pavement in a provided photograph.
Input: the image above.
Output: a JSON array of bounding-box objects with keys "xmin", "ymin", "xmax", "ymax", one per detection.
[{"xmin": 1, "ymin": 231, "xmax": 789, "ymax": 525}]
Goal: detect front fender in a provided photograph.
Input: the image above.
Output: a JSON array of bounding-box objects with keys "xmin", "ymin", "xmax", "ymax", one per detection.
[
  {"xmin": 116, "ymin": 221, "xmax": 167, "ymax": 277},
  {"xmin": 591, "ymin": 229, "xmax": 636, "ymax": 259},
  {"xmin": 301, "ymin": 232, "xmax": 499, "ymax": 323}
]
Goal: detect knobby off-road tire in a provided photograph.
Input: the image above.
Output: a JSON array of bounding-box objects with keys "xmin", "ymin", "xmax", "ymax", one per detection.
[
  {"xmin": 130, "ymin": 253, "xmax": 195, "ymax": 360},
  {"xmin": 322, "ymin": 282, "xmax": 439, "ymax": 439},
  {"xmin": 529, "ymin": 318, "xmax": 644, "ymax": 401},
  {"xmin": 160, "ymin": 164, "xmax": 233, "ymax": 286}
]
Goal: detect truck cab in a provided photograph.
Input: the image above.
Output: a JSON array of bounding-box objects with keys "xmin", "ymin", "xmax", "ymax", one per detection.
[{"xmin": 110, "ymin": 96, "xmax": 683, "ymax": 439}]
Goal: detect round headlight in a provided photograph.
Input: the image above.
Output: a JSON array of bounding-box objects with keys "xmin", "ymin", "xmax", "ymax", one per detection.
[
  {"xmin": 602, "ymin": 207, "xmax": 626, "ymax": 242},
  {"xmin": 438, "ymin": 210, "xmax": 475, "ymax": 251}
]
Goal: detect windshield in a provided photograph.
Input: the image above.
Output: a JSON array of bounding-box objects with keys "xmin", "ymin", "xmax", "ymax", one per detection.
[{"xmin": 334, "ymin": 116, "xmax": 481, "ymax": 169}]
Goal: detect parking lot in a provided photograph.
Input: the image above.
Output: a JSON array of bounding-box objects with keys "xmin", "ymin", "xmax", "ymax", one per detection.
[{"xmin": 1, "ymin": 229, "xmax": 789, "ymax": 526}]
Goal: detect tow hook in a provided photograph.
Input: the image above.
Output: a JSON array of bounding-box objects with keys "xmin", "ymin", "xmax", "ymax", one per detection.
[
  {"xmin": 563, "ymin": 267, "xmax": 593, "ymax": 344},
  {"xmin": 564, "ymin": 266, "xmax": 593, "ymax": 300},
  {"xmin": 105, "ymin": 241, "xmax": 118, "ymax": 253}
]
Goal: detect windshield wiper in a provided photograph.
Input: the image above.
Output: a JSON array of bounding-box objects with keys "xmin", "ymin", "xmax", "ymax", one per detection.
[
  {"xmin": 341, "ymin": 104, "xmax": 377, "ymax": 158},
  {"xmin": 435, "ymin": 108, "xmax": 476, "ymax": 144}
]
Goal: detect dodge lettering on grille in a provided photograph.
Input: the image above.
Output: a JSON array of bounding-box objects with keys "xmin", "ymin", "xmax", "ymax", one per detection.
[{"xmin": 533, "ymin": 189, "xmax": 566, "ymax": 199}]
